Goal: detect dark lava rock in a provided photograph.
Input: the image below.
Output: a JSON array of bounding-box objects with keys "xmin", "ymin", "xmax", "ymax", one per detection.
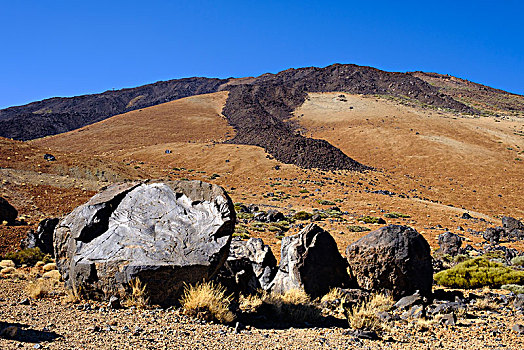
[
  {"xmin": 21, "ymin": 218, "xmax": 59, "ymax": 256},
  {"xmin": 432, "ymin": 289, "xmax": 464, "ymax": 302},
  {"xmin": 217, "ymin": 238, "xmax": 277, "ymax": 295},
  {"xmin": 513, "ymin": 324, "xmax": 524, "ymax": 334},
  {"xmin": 436, "ymin": 232, "xmax": 463, "ymax": 256},
  {"xmin": 483, "ymin": 227, "xmax": 503, "ymax": 244},
  {"xmin": 461, "ymin": 212, "xmax": 474, "ymax": 220},
  {"xmin": 54, "ymin": 180, "xmax": 235, "ymax": 306},
  {"xmin": 346, "ymin": 225, "xmax": 433, "ymax": 299},
  {"xmin": 0, "ymin": 197, "xmax": 18, "ymax": 225},
  {"xmin": 514, "ymin": 294, "xmax": 524, "ymax": 311},
  {"xmin": 502, "ymin": 216, "xmax": 524, "ymax": 240},
  {"xmin": 429, "ymin": 302, "xmax": 466, "ymax": 315},
  {"xmin": 43, "ymin": 153, "xmax": 56, "ymax": 161},
  {"xmin": 270, "ymin": 223, "xmax": 354, "ymax": 298}
]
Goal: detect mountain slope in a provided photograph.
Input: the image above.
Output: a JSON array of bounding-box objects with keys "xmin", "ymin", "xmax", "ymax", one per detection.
[{"xmin": 0, "ymin": 63, "xmax": 486, "ymax": 171}]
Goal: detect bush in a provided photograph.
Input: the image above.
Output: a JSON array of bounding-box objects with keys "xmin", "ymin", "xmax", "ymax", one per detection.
[
  {"xmin": 345, "ymin": 293, "xmax": 393, "ymax": 332},
  {"xmin": 511, "ymin": 256, "xmax": 524, "ymax": 267},
  {"xmin": 316, "ymin": 199, "xmax": 335, "ymax": 206},
  {"xmin": 434, "ymin": 257, "xmax": 524, "ymax": 289},
  {"xmin": 501, "ymin": 284, "xmax": 524, "ymax": 294},
  {"xmin": 384, "ymin": 212, "xmax": 410, "ymax": 219},
  {"xmin": 293, "ymin": 211, "xmax": 312, "ymax": 221},
  {"xmin": 347, "ymin": 225, "xmax": 371, "ymax": 233},
  {"xmin": 180, "ymin": 282, "xmax": 235, "ymax": 324},
  {"xmin": 3, "ymin": 248, "xmax": 51, "ymax": 266},
  {"xmin": 360, "ymin": 216, "xmax": 385, "ymax": 224}
]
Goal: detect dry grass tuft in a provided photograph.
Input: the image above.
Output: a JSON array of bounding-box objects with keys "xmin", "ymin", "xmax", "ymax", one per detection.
[
  {"xmin": 239, "ymin": 293, "xmax": 264, "ymax": 313},
  {"xmin": 242, "ymin": 289, "xmax": 322, "ymax": 324},
  {"xmin": 320, "ymin": 288, "xmax": 344, "ymax": 304},
  {"xmin": 180, "ymin": 281, "xmax": 235, "ymax": 324},
  {"xmin": 26, "ymin": 278, "xmax": 58, "ymax": 299},
  {"xmin": 474, "ymin": 297, "xmax": 497, "ymax": 311},
  {"xmin": 346, "ymin": 293, "xmax": 394, "ymax": 332},
  {"xmin": 124, "ymin": 278, "xmax": 149, "ymax": 309}
]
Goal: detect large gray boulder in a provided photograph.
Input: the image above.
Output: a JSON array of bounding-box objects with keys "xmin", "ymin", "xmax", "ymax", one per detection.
[
  {"xmin": 217, "ymin": 238, "xmax": 277, "ymax": 295},
  {"xmin": 54, "ymin": 180, "xmax": 235, "ymax": 305},
  {"xmin": 0, "ymin": 197, "xmax": 17, "ymax": 224},
  {"xmin": 270, "ymin": 223, "xmax": 353, "ymax": 298},
  {"xmin": 346, "ymin": 225, "xmax": 433, "ymax": 299}
]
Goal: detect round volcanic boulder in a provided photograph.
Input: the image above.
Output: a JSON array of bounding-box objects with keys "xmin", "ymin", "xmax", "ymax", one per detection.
[
  {"xmin": 0, "ymin": 197, "xmax": 18, "ymax": 224},
  {"xmin": 54, "ymin": 180, "xmax": 235, "ymax": 306},
  {"xmin": 346, "ymin": 225, "xmax": 433, "ymax": 299}
]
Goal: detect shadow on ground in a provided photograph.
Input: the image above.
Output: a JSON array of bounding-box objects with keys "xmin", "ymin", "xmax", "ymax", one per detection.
[{"xmin": 0, "ymin": 321, "xmax": 61, "ymax": 343}]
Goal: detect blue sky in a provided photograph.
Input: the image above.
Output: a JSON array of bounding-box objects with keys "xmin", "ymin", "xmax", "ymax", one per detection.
[{"xmin": 1, "ymin": 0, "xmax": 523, "ymax": 109}]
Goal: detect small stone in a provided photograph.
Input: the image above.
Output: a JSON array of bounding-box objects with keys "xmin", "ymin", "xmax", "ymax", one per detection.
[
  {"xmin": 0, "ymin": 325, "xmax": 19, "ymax": 338},
  {"xmin": 0, "ymin": 260, "xmax": 15, "ymax": 268},
  {"xmin": 108, "ymin": 296, "xmax": 121, "ymax": 309},
  {"xmin": 42, "ymin": 262, "xmax": 57, "ymax": 272},
  {"xmin": 42, "ymin": 270, "xmax": 61, "ymax": 280},
  {"xmin": 439, "ymin": 313, "xmax": 457, "ymax": 326},
  {"xmin": 33, "ymin": 344, "xmax": 42, "ymax": 349},
  {"xmin": 19, "ymin": 298, "xmax": 30, "ymax": 305},
  {"xmin": 512, "ymin": 324, "xmax": 524, "ymax": 334}
]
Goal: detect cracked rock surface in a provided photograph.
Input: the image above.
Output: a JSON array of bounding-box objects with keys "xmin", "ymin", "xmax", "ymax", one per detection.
[{"xmin": 54, "ymin": 180, "xmax": 235, "ymax": 305}]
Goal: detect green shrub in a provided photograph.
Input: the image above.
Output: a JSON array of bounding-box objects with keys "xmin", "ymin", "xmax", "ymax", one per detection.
[
  {"xmin": 501, "ymin": 284, "xmax": 524, "ymax": 294},
  {"xmin": 316, "ymin": 199, "xmax": 335, "ymax": 206},
  {"xmin": 384, "ymin": 212, "xmax": 410, "ymax": 219},
  {"xmin": 293, "ymin": 211, "xmax": 312, "ymax": 221},
  {"xmin": 299, "ymin": 189, "xmax": 309, "ymax": 193},
  {"xmin": 361, "ymin": 216, "xmax": 384, "ymax": 224},
  {"xmin": 3, "ymin": 248, "xmax": 50, "ymax": 266},
  {"xmin": 434, "ymin": 257, "xmax": 524, "ymax": 289},
  {"xmin": 511, "ymin": 256, "xmax": 524, "ymax": 267},
  {"xmin": 347, "ymin": 225, "xmax": 371, "ymax": 233},
  {"xmin": 236, "ymin": 212, "xmax": 254, "ymax": 220}
]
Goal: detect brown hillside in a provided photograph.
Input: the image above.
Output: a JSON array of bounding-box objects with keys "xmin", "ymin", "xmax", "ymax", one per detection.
[{"xmin": 33, "ymin": 91, "xmax": 232, "ymax": 154}]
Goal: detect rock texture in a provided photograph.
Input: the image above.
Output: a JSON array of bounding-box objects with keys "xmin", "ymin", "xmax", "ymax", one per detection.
[
  {"xmin": 21, "ymin": 218, "xmax": 59, "ymax": 256},
  {"xmin": 217, "ymin": 238, "xmax": 277, "ymax": 295},
  {"xmin": 54, "ymin": 180, "xmax": 235, "ymax": 305},
  {"xmin": 0, "ymin": 197, "xmax": 17, "ymax": 224},
  {"xmin": 502, "ymin": 216, "xmax": 524, "ymax": 240},
  {"xmin": 346, "ymin": 225, "xmax": 433, "ymax": 299},
  {"xmin": 436, "ymin": 232, "xmax": 463, "ymax": 256},
  {"xmin": 270, "ymin": 223, "xmax": 353, "ymax": 298}
]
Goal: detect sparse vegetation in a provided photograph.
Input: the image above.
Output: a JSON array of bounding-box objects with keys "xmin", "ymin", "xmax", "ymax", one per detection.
[
  {"xmin": 293, "ymin": 211, "xmax": 312, "ymax": 220},
  {"xmin": 511, "ymin": 256, "xmax": 524, "ymax": 267},
  {"xmin": 345, "ymin": 293, "xmax": 393, "ymax": 332},
  {"xmin": 501, "ymin": 284, "xmax": 524, "ymax": 294},
  {"xmin": 384, "ymin": 212, "xmax": 410, "ymax": 219},
  {"xmin": 434, "ymin": 257, "xmax": 524, "ymax": 289},
  {"xmin": 347, "ymin": 225, "xmax": 371, "ymax": 233},
  {"xmin": 360, "ymin": 216, "xmax": 384, "ymax": 224},
  {"xmin": 26, "ymin": 278, "xmax": 58, "ymax": 299},
  {"xmin": 3, "ymin": 248, "xmax": 51, "ymax": 266},
  {"xmin": 241, "ymin": 289, "xmax": 321, "ymax": 324},
  {"xmin": 316, "ymin": 199, "xmax": 335, "ymax": 206},
  {"xmin": 124, "ymin": 278, "xmax": 149, "ymax": 309},
  {"xmin": 180, "ymin": 282, "xmax": 235, "ymax": 324}
]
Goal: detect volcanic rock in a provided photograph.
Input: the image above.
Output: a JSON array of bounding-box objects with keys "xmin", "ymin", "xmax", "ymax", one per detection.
[
  {"xmin": 502, "ymin": 216, "xmax": 524, "ymax": 240},
  {"xmin": 22, "ymin": 218, "xmax": 59, "ymax": 256},
  {"xmin": 270, "ymin": 223, "xmax": 353, "ymax": 298},
  {"xmin": 345, "ymin": 225, "xmax": 433, "ymax": 299},
  {"xmin": 436, "ymin": 232, "xmax": 463, "ymax": 256},
  {"xmin": 217, "ymin": 238, "xmax": 277, "ymax": 295},
  {"xmin": 0, "ymin": 197, "xmax": 18, "ymax": 224},
  {"xmin": 54, "ymin": 180, "xmax": 235, "ymax": 305}
]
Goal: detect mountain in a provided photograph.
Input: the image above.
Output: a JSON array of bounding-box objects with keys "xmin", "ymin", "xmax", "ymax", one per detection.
[{"xmin": 1, "ymin": 63, "xmax": 494, "ymax": 171}]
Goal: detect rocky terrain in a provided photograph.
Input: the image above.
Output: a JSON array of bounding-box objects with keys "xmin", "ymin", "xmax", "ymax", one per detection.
[{"xmin": 0, "ymin": 64, "xmax": 523, "ymax": 349}]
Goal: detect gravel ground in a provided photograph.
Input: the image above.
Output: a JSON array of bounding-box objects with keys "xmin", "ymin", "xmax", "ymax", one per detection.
[{"xmin": 1, "ymin": 278, "xmax": 523, "ymax": 349}]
